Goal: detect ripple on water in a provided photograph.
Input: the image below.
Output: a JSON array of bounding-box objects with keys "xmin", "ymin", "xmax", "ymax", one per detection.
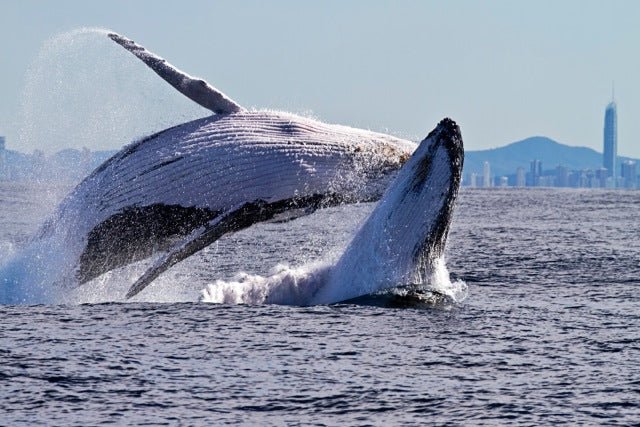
[{"xmin": 1, "ymin": 188, "xmax": 640, "ymax": 425}]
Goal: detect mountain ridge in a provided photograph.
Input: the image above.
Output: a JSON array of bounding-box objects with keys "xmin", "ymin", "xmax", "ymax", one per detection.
[{"xmin": 465, "ymin": 136, "xmax": 637, "ymax": 177}]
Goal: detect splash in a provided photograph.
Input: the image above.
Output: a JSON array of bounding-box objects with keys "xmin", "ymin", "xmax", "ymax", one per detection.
[
  {"xmin": 201, "ymin": 262, "xmax": 331, "ymax": 305},
  {"xmin": 200, "ymin": 257, "xmax": 466, "ymax": 306},
  {"xmin": 18, "ymin": 27, "xmax": 207, "ymax": 155},
  {"xmin": 1, "ymin": 27, "xmax": 211, "ymax": 304},
  {"xmin": 425, "ymin": 257, "xmax": 468, "ymax": 302},
  {"xmin": 0, "ymin": 236, "xmax": 68, "ymax": 304},
  {"xmin": 0, "ymin": 241, "xmax": 15, "ymax": 266}
]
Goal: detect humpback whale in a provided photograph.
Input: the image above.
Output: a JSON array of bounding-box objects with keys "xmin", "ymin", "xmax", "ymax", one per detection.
[
  {"xmin": 2, "ymin": 32, "xmax": 433, "ymax": 303},
  {"xmin": 1, "ymin": 33, "xmax": 464, "ymax": 304}
]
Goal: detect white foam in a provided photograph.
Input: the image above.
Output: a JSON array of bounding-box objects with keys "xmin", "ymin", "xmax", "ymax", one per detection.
[
  {"xmin": 426, "ymin": 257, "xmax": 468, "ymax": 303},
  {"xmin": 200, "ymin": 256, "xmax": 466, "ymax": 306},
  {"xmin": 200, "ymin": 262, "xmax": 331, "ymax": 305}
]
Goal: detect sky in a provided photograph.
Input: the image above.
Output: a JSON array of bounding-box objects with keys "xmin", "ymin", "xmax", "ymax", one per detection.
[{"xmin": 1, "ymin": 0, "xmax": 639, "ymax": 157}]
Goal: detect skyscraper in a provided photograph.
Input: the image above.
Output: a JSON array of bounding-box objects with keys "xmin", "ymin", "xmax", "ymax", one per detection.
[
  {"xmin": 530, "ymin": 159, "xmax": 542, "ymax": 186},
  {"xmin": 555, "ymin": 165, "xmax": 570, "ymax": 188},
  {"xmin": 483, "ymin": 161, "xmax": 491, "ymax": 188},
  {"xmin": 516, "ymin": 167, "xmax": 525, "ymax": 187},
  {"xmin": 468, "ymin": 172, "xmax": 477, "ymax": 188},
  {"xmin": 603, "ymin": 97, "xmax": 617, "ymax": 180},
  {"xmin": 621, "ymin": 160, "xmax": 637, "ymax": 189}
]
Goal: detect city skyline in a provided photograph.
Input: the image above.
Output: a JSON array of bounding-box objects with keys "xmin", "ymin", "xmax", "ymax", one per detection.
[
  {"xmin": 0, "ymin": 1, "xmax": 639, "ymax": 157},
  {"xmin": 2, "ymin": 128, "xmax": 637, "ymax": 188},
  {"xmin": 463, "ymin": 95, "xmax": 637, "ymax": 189}
]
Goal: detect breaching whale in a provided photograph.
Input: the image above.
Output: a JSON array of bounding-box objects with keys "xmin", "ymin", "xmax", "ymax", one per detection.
[
  {"xmin": 0, "ymin": 32, "xmax": 463, "ymax": 304},
  {"xmin": 0, "ymin": 33, "xmax": 463, "ymax": 303}
]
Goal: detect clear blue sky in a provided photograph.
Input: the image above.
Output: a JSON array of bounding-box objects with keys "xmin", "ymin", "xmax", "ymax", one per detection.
[{"xmin": 1, "ymin": 0, "xmax": 639, "ymax": 157}]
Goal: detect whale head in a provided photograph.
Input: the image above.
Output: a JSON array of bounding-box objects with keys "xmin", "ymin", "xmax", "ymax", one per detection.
[
  {"xmin": 310, "ymin": 118, "xmax": 464, "ymax": 304},
  {"xmin": 388, "ymin": 117, "xmax": 463, "ymax": 276}
]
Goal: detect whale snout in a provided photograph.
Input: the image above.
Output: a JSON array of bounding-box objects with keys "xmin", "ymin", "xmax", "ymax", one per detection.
[
  {"xmin": 436, "ymin": 118, "xmax": 464, "ymax": 171},
  {"xmin": 427, "ymin": 117, "xmax": 464, "ymax": 165},
  {"xmin": 438, "ymin": 118, "xmax": 464, "ymax": 189},
  {"xmin": 409, "ymin": 118, "xmax": 463, "ymax": 194}
]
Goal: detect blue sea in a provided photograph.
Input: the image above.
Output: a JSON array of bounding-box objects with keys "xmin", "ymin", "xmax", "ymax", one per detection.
[{"xmin": 1, "ymin": 183, "xmax": 639, "ymax": 425}]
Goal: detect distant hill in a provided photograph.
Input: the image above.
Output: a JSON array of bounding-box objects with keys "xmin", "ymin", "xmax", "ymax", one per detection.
[{"xmin": 465, "ymin": 136, "xmax": 637, "ymax": 177}]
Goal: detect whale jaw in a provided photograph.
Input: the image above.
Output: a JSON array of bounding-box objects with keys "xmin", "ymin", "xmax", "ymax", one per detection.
[{"xmin": 310, "ymin": 118, "xmax": 464, "ymax": 305}]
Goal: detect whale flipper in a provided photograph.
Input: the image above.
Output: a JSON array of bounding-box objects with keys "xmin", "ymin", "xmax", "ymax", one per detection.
[
  {"xmin": 125, "ymin": 195, "xmax": 334, "ymax": 299},
  {"xmin": 125, "ymin": 203, "xmax": 256, "ymax": 299},
  {"xmin": 108, "ymin": 32, "xmax": 244, "ymax": 114}
]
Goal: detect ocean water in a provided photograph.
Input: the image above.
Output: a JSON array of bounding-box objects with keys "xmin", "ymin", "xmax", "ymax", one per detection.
[{"xmin": 1, "ymin": 183, "xmax": 639, "ymax": 425}]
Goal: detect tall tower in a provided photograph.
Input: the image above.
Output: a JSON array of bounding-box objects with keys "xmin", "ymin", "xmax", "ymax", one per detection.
[
  {"xmin": 516, "ymin": 167, "xmax": 525, "ymax": 187},
  {"xmin": 530, "ymin": 159, "xmax": 542, "ymax": 186},
  {"xmin": 483, "ymin": 161, "xmax": 491, "ymax": 188},
  {"xmin": 603, "ymin": 90, "xmax": 617, "ymax": 180}
]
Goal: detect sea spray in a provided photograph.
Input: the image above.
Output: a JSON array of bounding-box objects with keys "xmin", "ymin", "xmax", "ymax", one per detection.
[
  {"xmin": 426, "ymin": 256, "xmax": 468, "ymax": 302},
  {"xmin": 18, "ymin": 27, "xmax": 207, "ymax": 156},
  {"xmin": 0, "ymin": 236, "xmax": 68, "ymax": 304},
  {"xmin": 199, "ymin": 256, "xmax": 466, "ymax": 306},
  {"xmin": 0, "ymin": 241, "xmax": 15, "ymax": 266},
  {"xmin": 201, "ymin": 262, "xmax": 332, "ymax": 305}
]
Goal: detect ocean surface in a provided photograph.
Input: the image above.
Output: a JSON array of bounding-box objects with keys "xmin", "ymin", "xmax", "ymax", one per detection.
[{"xmin": 1, "ymin": 183, "xmax": 639, "ymax": 425}]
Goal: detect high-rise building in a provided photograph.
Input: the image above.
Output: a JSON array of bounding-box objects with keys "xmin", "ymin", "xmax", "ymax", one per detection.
[
  {"xmin": 595, "ymin": 168, "xmax": 609, "ymax": 188},
  {"xmin": 555, "ymin": 165, "xmax": 570, "ymax": 188},
  {"xmin": 483, "ymin": 161, "xmax": 491, "ymax": 188},
  {"xmin": 516, "ymin": 167, "xmax": 525, "ymax": 187},
  {"xmin": 621, "ymin": 160, "xmax": 637, "ymax": 189},
  {"xmin": 529, "ymin": 159, "xmax": 542, "ymax": 186},
  {"xmin": 468, "ymin": 172, "xmax": 477, "ymax": 188},
  {"xmin": 603, "ymin": 97, "xmax": 617, "ymax": 180}
]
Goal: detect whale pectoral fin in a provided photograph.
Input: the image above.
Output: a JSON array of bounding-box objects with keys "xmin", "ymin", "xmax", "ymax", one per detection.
[
  {"xmin": 108, "ymin": 32, "xmax": 244, "ymax": 115},
  {"xmin": 125, "ymin": 200, "xmax": 274, "ymax": 299},
  {"xmin": 125, "ymin": 194, "xmax": 340, "ymax": 299}
]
